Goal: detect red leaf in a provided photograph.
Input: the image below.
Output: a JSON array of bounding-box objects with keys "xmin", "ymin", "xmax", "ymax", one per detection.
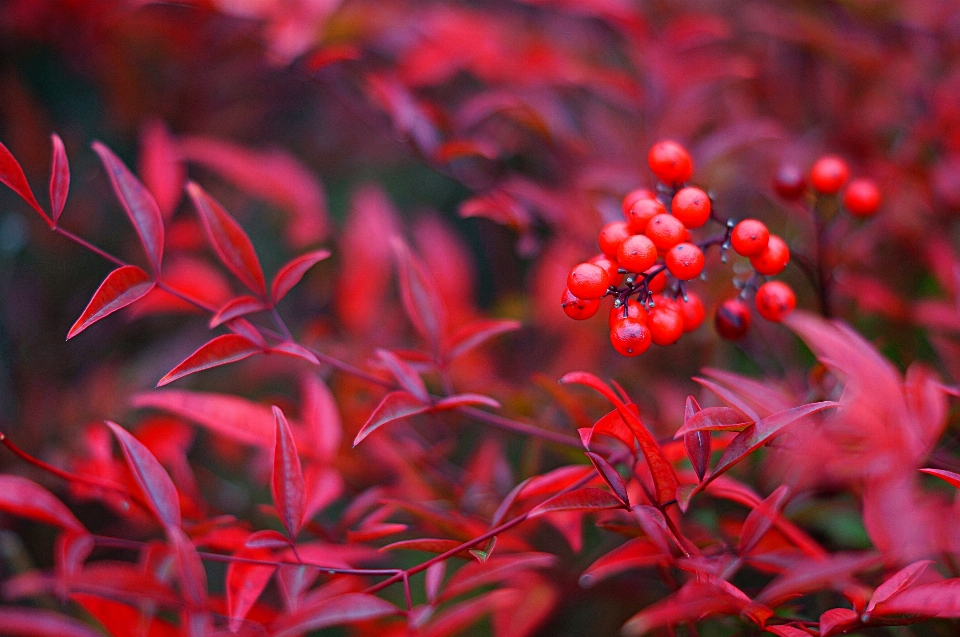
[
  {"xmin": 819, "ymin": 608, "xmax": 859, "ymax": 636},
  {"xmin": 621, "ymin": 582, "xmax": 747, "ymax": 636},
  {"xmin": 586, "ymin": 407, "xmax": 637, "ymax": 450},
  {"xmin": 866, "ymin": 560, "xmax": 934, "ymax": 613},
  {"xmin": 447, "ymin": 319, "xmax": 522, "ymax": 360},
  {"xmin": 420, "ymin": 590, "xmax": 515, "ymax": 637},
  {"xmin": 375, "ymin": 348, "xmax": 429, "ymax": 401},
  {"xmin": 271, "ymin": 249, "xmax": 331, "ymax": 304},
  {"xmin": 380, "ymin": 538, "xmax": 471, "ymax": 557},
  {"xmin": 426, "ymin": 562, "xmax": 445, "ymax": 604},
  {"xmin": 492, "ymin": 576, "xmax": 557, "ymax": 637},
  {"xmin": 268, "ymin": 341, "xmax": 320, "ymax": 365},
  {"xmin": 157, "ymin": 334, "xmax": 262, "ymax": 386},
  {"xmin": 584, "ymin": 452, "xmax": 629, "ymax": 505},
  {"xmin": 560, "ymin": 372, "xmax": 680, "ymax": 505},
  {"xmin": 392, "ymin": 238, "xmax": 447, "ymax": 355},
  {"xmin": 138, "ymin": 119, "xmax": 185, "ymax": 221},
  {"xmin": 270, "ymin": 592, "xmax": 399, "ymax": 637},
  {"xmin": 0, "ymin": 138, "xmax": 49, "ymax": 224},
  {"xmin": 92, "ymin": 141, "xmax": 164, "ymax": 273},
  {"xmin": 352, "ymin": 391, "xmax": 429, "ymax": 446},
  {"xmin": 675, "ymin": 406, "xmax": 754, "ymax": 436},
  {"xmin": 0, "ymin": 608, "xmax": 104, "ymax": 637},
  {"xmin": 433, "ymin": 393, "xmax": 501, "ymax": 410},
  {"xmin": 528, "ymin": 487, "xmax": 624, "ymax": 518},
  {"xmin": 693, "ymin": 377, "xmax": 762, "ymax": 421},
  {"xmin": 168, "ymin": 525, "xmax": 207, "ymax": 607},
  {"xmin": 765, "ymin": 627, "xmax": 813, "ymax": 636},
  {"xmin": 49, "ymin": 133, "xmax": 69, "ymax": 224},
  {"xmin": 869, "ymin": 578, "xmax": 960, "ymax": 617},
  {"xmin": 346, "ymin": 522, "xmax": 408, "ymax": 543},
  {"xmin": 226, "ymin": 542, "xmax": 277, "ymax": 633},
  {"xmin": 302, "ymin": 374, "xmax": 341, "ymax": 462},
  {"xmin": 67, "ymin": 265, "xmax": 154, "ymax": 339},
  {"xmin": 684, "ymin": 431, "xmax": 711, "ymax": 482},
  {"xmin": 919, "ymin": 468, "xmax": 960, "ymax": 488},
  {"xmin": 0, "ymin": 475, "xmax": 85, "ymax": 532},
  {"xmin": 738, "ymin": 485, "xmax": 790, "ymax": 555},
  {"xmin": 55, "ymin": 531, "xmax": 94, "ymax": 579},
  {"xmin": 755, "ymin": 552, "xmax": 881, "ymax": 607},
  {"xmin": 272, "ymin": 406, "xmax": 306, "ymax": 539},
  {"xmin": 210, "ymin": 295, "xmax": 267, "ymax": 327},
  {"xmin": 225, "ymin": 317, "xmax": 267, "ymax": 348},
  {"xmin": 105, "ymin": 421, "xmax": 181, "ymax": 528},
  {"xmin": 580, "ymin": 538, "xmax": 663, "ymax": 588},
  {"xmin": 187, "ymin": 181, "xmax": 267, "ymax": 298},
  {"xmin": 439, "ymin": 553, "xmax": 558, "ymax": 602}
]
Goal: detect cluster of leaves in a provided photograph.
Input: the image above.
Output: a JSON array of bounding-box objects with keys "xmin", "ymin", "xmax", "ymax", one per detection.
[{"xmin": 2, "ymin": 1, "xmax": 960, "ymax": 636}]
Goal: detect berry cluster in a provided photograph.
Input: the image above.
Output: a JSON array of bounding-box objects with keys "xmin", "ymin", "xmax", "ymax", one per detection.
[
  {"xmin": 774, "ymin": 154, "xmax": 881, "ymax": 217},
  {"xmin": 562, "ymin": 141, "xmax": 798, "ymax": 356}
]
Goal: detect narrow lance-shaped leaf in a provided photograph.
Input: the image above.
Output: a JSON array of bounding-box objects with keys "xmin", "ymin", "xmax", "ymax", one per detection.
[
  {"xmin": 376, "ymin": 348, "xmax": 429, "ymax": 401},
  {"xmin": 584, "ymin": 451, "xmax": 629, "ymax": 506},
  {"xmin": 92, "ymin": 141, "xmax": 164, "ymax": 273},
  {"xmin": 157, "ymin": 334, "xmax": 262, "ymax": 387},
  {"xmin": 871, "ymin": 578, "xmax": 960, "ymax": 617},
  {"xmin": 105, "ymin": 421, "xmax": 181, "ymax": 528},
  {"xmin": 271, "ymin": 249, "xmax": 331, "ymax": 304},
  {"xmin": 272, "ymin": 406, "xmax": 306, "ymax": 539},
  {"xmin": 738, "ymin": 485, "xmax": 790, "ymax": 555},
  {"xmin": 865, "ymin": 560, "xmax": 934, "ymax": 614},
  {"xmin": 227, "ymin": 540, "xmax": 277, "ymax": 633},
  {"xmin": 682, "ymin": 396, "xmax": 711, "ymax": 481},
  {"xmin": 0, "ymin": 475, "xmax": 85, "ymax": 533},
  {"xmin": 392, "ymin": 237, "xmax": 446, "ymax": 355},
  {"xmin": 353, "ymin": 391, "xmax": 429, "ymax": 446},
  {"xmin": 49, "ymin": 133, "xmax": 70, "ymax": 224},
  {"xmin": 67, "ymin": 265, "xmax": 154, "ymax": 339},
  {"xmin": 168, "ymin": 525, "xmax": 208, "ymax": 607},
  {"xmin": 528, "ymin": 488, "xmax": 625, "ymax": 518},
  {"xmin": 270, "ymin": 593, "xmax": 400, "ymax": 637},
  {"xmin": 447, "ymin": 319, "xmax": 522, "ymax": 361},
  {"xmin": 209, "ymin": 295, "xmax": 267, "ymax": 328},
  {"xmin": 187, "ymin": 182, "xmax": 267, "ymax": 298},
  {"xmin": 0, "ymin": 139, "xmax": 49, "ymax": 224},
  {"xmin": 919, "ymin": 468, "xmax": 960, "ymax": 489}
]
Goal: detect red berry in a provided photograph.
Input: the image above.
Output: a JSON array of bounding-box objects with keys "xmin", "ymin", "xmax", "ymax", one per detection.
[
  {"xmin": 624, "ymin": 198, "xmax": 666, "ymax": 234},
  {"xmin": 671, "ymin": 187, "xmax": 711, "ymax": 228},
  {"xmin": 665, "ymin": 242, "xmax": 705, "ymax": 280},
  {"xmin": 648, "ymin": 302, "xmax": 684, "ymax": 346},
  {"xmin": 598, "ymin": 221, "xmax": 631, "ymax": 258},
  {"xmin": 714, "ymin": 299, "xmax": 751, "ymax": 340},
  {"xmin": 749, "ymin": 235, "xmax": 790, "ymax": 276},
  {"xmin": 621, "ymin": 188, "xmax": 656, "ymax": 216},
  {"xmin": 730, "ymin": 219, "xmax": 770, "ymax": 257},
  {"xmin": 609, "ymin": 317, "xmax": 652, "ymax": 356},
  {"xmin": 810, "ymin": 155, "xmax": 849, "ymax": 195},
  {"xmin": 772, "ymin": 164, "xmax": 806, "ymax": 200},
  {"xmin": 755, "ymin": 281, "xmax": 796, "ymax": 322},
  {"xmin": 567, "ymin": 262, "xmax": 610, "ymax": 300},
  {"xmin": 617, "ymin": 234, "xmax": 658, "ymax": 274},
  {"xmin": 842, "ymin": 178, "xmax": 880, "ymax": 217},
  {"xmin": 678, "ymin": 292, "xmax": 705, "ymax": 332},
  {"xmin": 645, "ymin": 267, "xmax": 667, "ymax": 293},
  {"xmin": 609, "ymin": 300, "xmax": 648, "ymax": 329},
  {"xmin": 589, "ymin": 255, "xmax": 623, "ymax": 287},
  {"xmin": 648, "ymin": 140, "xmax": 693, "ymax": 186},
  {"xmin": 645, "ymin": 213, "xmax": 687, "ymax": 251},
  {"xmin": 561, "ymin": 288, "xmax": 600, "ymax": 320}
]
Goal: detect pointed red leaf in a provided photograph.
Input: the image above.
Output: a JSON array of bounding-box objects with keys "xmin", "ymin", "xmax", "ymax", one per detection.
[
  {"xmin": 67, "ymin": 265, "xmax": 154, "ymax": 339},
  {"xmin": 210, "ymin": 295, "xmax": 266, "ymax": 327},
  {"xmin": 0, "ymin": 139, "xmax": 49, "ymax": 224},
  {"xmin": 560, "ymin": 372, "xmax": 680, "ymax": 505},
  {"xmin": 0, "ymin": 475, "xmax": 85, "ymax": 533},
  {"xmin": 587, "ymin": 407, "xmax": 637, "ymax": 450},
  {"xmin": 920, "ymin": 468, "xmax": 960, "ymax": 488},
  {"xmin": 621, "ymin": 582, "xmax": 747, "ymax": 636},
  {"xmin": 869, "ymin": 578, "xmax": 960, "ymax": 617},
  {"xmin": 694, "ymin": 376, "xmax": 761, "ymax": 421},
  {"xmin": 272, "ymin": 406, "xmax": 306, "ymax": 539},
  {"xmin": 225, "ymin": 317, "xmax": 267, "ymax": 347},
  {"xmin": 138, "ymin": 119, "xmax": 184, "ymax": 221},
  {"xmin": 226, "ymin": 542, "xmax": 276, "ymax": 633},
  {"xmin": 738, "ymin": 485, "xmax": 791, "ymax": 555},
  {"xmin": 187, "ymin": 181, "xmax": 266, "ymax": 297},
  {"xmin": 426, "ymin": 562, "xmax": 446, "ymax": 604},
  {"xmin": 271, "ymin": 249, "xmax": 331, "ymax": 304},
  {"xmin": 434, "ymin": 393, "xmax": 501, "ymax": 410},
  {"xmin": 755, "ymin": 552, "xmax": 881, "ymax": 606},
  {"xmin": 439, "ymin": 553, "xmax": 558, "ymax": 602},
  {"xmin": 580, "ymin": 538, "xmax": 662, "ymax": 588},
  {"xmin": 105, "ymin": 421, "xmax": 181, "ymax": 527},
  {"xmin": 270, "ymin": 592, "xmax": 399, "ymax": 637},
  {"xmin": 0, "ymin": 608, "xmax": 105, "ymax": 637},
  {"xmin": 92, "ymin": 141, "xmax": 164, "ymax": 273},
  {"xmin": 528, "ymin": 487, "xmax": 625, "ymax": 518},
  {"xmin": 492, "ymin": 576, "xmax": 557, "ymax": 637},
  {"xmin": 675, "ymin": 406, "xmax": 754, "ymax": 436},
  {"xmin": 866, "ymin": 560, "xmax": 934, "ymax": 613},
  {"xmin": 765, "ymin": 626, "xmax": 813, "ymax": 636},
  {"xmin": 447, "ymin": 319, "xmax": 522, "ymax": 360},
  {"xmin": 392, "ymin": 238, "xmax": 446, "ymax": 354},
  {"xmin": 49, "ymin": 133, "xmax": 69, "ymax": 224},
  {"xmin": 421, "ymin": 590, "xmax": 516, "ymax": 637},
  {"xmin": 157, "ymin": 334, "xmax": 262, "ymax": 386},
  {"xmin": 353, "ymin": 391, "xmax": 429, "ymax": 446},
  {"xmin": 55, "ymin": 531, "xmax": 94, "ymax": 579},
  {"xmin": 584, "ymin": 452, "xmax": 629, "ymax": 505},
  {"xmin": 380, "ymin": 538, "xmax": 471, "ymax": 557},
  {"xmin": 268, "ymin": 341, "xmax": 320, "ymax": 365},
  {"xmin": 819, "ymin": 608, "xmax": 859, "ymax": 636},
  {"xmin": 376, "ymin": 348, "xmax": 428, "ymax": 401},
  {"xmin": 684, "ymin": 431, "xmax": 711, "ymax": 482},
  {"xmin": 168, "ymin": 525, "xmax": 207, "ymax": 607},
  {"xmin": 302, "ymin": 374, "xmax": 342, "ymax": 461}
]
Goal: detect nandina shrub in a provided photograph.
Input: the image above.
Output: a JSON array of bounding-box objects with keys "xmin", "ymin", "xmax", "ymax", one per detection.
[{"xmin": 2, "ymin": 2, "xmax": 960, "ymax": 637}]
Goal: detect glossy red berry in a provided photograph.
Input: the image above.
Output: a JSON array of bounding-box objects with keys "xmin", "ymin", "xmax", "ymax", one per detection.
[
  {"xmin": 621, "ymin": 188, "xmax": 656, "ymax": 216},
  {"xmin": 648, "ymin": 302, "xmax": 684, "ymax": 346},
  {"xmin": 749, "ymin": 235, "xmax": 790, "ymax": 276},
  {"xmin": 714, "ymin": 299, "xmax": 751, "ymax": 340},
  {"xmin": 589, "ymin": 255, "xmax": 623, "ymax": 287},
  {"xmin": 617, "ymin": 234, "xmax": 658, "ymax": 274},
  {"xmin": 671, "ymin": 187, "xmax": 711, "ymax": 228},
  {"xmin": 598, "ymin": 221, "xmax": 631, "ymax": 258},
  {"xmin": 730, "ymin": 219, "xmax": 770, "ymax": 257},
  {"xmin": 609, "ymin": 300, "xmax": 648, "ymax": 329},
  {"xmin": 678, "ymin": 292, "xmax": 705, "ymax": 332},
  {"xmin": 567, "ymin": 262, "xmax": 610, "ymax": 300},
  {"xmin": 755, "ymin": 281, "xmax": 796, "ymax": 322},
  {"xmin": 624, "ymin": 198, "xmax": 666, "ymax": 234},
  {"xmin": 561, "ymin": 288, "xmax": 600, "ymax": 320},
  {"xmin": 609, "ymin": 317, "xmax": 651, "ymax": 356},
  {"xmin": 645, "ymin": 213, "xmax": 687, "ymax": 251},
  {"xmin": 772, "ymin": 164, "xmax": 806, "ymax": 200},
  {"xmin": 665, "ymin": 242, "xmax": 705, "ymax": 280},
  {"xmin": 648, "ymin": 140, "xmax": 693, "ymax": 186},
  {"xmin": 810, "ymin": 155, "xmax": 850, "ymax": 195},
  {"xmin": 842, "ymin": 178, "xmax": 880, "ymax": 217}
]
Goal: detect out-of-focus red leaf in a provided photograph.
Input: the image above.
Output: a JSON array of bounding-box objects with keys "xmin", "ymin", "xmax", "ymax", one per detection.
[
  {"xmin": 459, "ymin": 189, "xmax": 532, "ymax": 234},
  {"xmin": 765, "ymin": 626, "xmax": 813, "ymax": 636},
  {"xmin": 187, "ymin": 182, "xmax": 267, "ymax": 298},
  {"xmin": 48, "ymin": 133, "xmax": 69, "ymax": 224},
  {"xmin": 493, "ymin": 576, "xmax": 557, "ymax": 637},
  {"xmin": 304, "ymin": 44, "xmax": 362, "ymax": 71},
  {"xmin": 271, "ymin": 249, "xmax": 330, "ymax": 304},
  {"xmin": 302, "ymin": 374, "xmax": 341, "ymax": 462},
  {"xmin": 433, "ymin": 393, "xmax": 501, "ymax": 410},
  {"xmin": 138, "ymin": 119, "xmax": 185, "ymax": 221},
  {"xmin": 157, "ymin": 334, "xmax": 262, "ymax": 387},
  {"xmin": 392, "ymin": 238, "xmax": 447, "ymax": 355},
  {"xmin": 905, "ymin": 363, "xmax": 950, "ymax": 450},
  {"xmin": 738, "ymin": 485, "xmax": 790, "ymax": 555},
  {"xmin": 560, "ymin": 372, "xmax": 679, "ymax": 505},
  {"xmin": 919, "ymin": 468, "xmax": 960, "ymax": 488},
  {"xmin": 527, "ymin": 487, "xmax": 624, "ymax": 518},
  {"xmin": 244, "ymin": 529, "xmax": 290, "ymax": 550},
  {"xmin": 105, "ymin": 421, "xmax": 181, "ymax": 528},
  {"xmin": 0, "ymin": 475, "xmax": 85, "ymax": 533},
  {"xmin": 866, "ymin": 560, "xmax": 934, "ymax": 613},
  {"xmin": 447, "ymin": 319, "xmax": 522, "ymax": 361},
  {"xmin": 67, "ymin": 265, "xmax": 154, "ymax": 339},
  {"xmin": 131, "ymin": 256, "xmax": 233, "ymax": 317},
  {"xmin": 420, "ymin": 590, "xmax": 515, "ymax": 637},
  {"xmin": 227, "ymin": 541, "xmax": 277, "ymax": 633},
  {"xmin": 268, "ymin": 341, "xmax": 320, "ymax": 365},
  {"xmin": 270, "ymin": 592, "xmax": 400, "ymax": 637},
  {"xmin": 693, "ymin": 377, "xmax": 761, "ymax": 421},
  {"xmin": 92, "ymin": 141, "xmax": 164, "ymax": 273},
  {"xmin": 439, "ymin": 553, "xmax": 558, "ymax": 602},
  {"xmin": 352, "ymin": 391, "xmax": 429, "ymax": 446},
  {"xmin": 675, "ymin": 406, "xmax": 754, "ymax": 436},
  {"xmin": 346, "ymin": 522, "xmax": 408, "ymax": 543},
  {"xmin": 0, "ymin": 138, "xmax": 49, "ymax": 224},
  {"xmin": 55, "ymin": 531, "xmax": 94, "ymax": 579},
  {"xmin": 71, "ymin": 594, "xmax": 180, "ymax": 637},
  {"xmin": 632, "ymin": 505, "xmax": 677, "ymax": 557},
  {"xmin": 168, "ymin": 525, "xmax": 207, "ymax": 607},
  {"xmin": 584, "ymin": 452, "xmax": 629, "ymax": 505},
  {"xmin": 869, "ymin": 578, "xmax": 960, "ymax": 618},
  {"xmin": 819, "ymin": 608, "xmax": 859, "ymax": 636},
  {"xmin": 579, "ymin": 538, "xmax": 663, "ymax": 588},
  {"xmin": 620, "ymin": 581, "xmax": 747, "ymax": 636},
  {"xmin": 518, "ymin": 466, "xmax": 594, "ymax": 500},
  {"xmin": 366, "ymin": 73, "xmax": 440, "ymax": 155},
  {"xmin": 225, "ymin": 317, "xmax": 267, "ymax": 348},
  {"xmin": 272, "ymin": 406, "xmax": 306, "ymax": 539},
  {"xmin": 209, "ymin": 295, "xmax": 266, "ymax": 327},
  {"xmin": 0, "ymin": 608, "xmax": 104, "ymax": 637},
  {"xmin": 425, "ymin": 561, "xmax": 445, "ymax": 604},
  {"xmin": 755, "ymin": 552, "xmax": 881, "ymax": 607},
  {"xmin": 375, "ymin": 348, "xmax": 429, "ymax": 401},
  {"xmin": 379, "ymin": 538, "xmax": 471, "ymax": 557}
]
